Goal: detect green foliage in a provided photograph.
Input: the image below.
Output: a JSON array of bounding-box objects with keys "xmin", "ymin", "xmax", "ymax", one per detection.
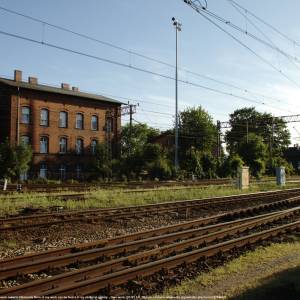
[
  {"xmin": 220, "ymin": 154, "xmax": 244, "ymax": 178},
  {"xmin": 15, "ymin": 143, "xmax": 32, "ymax": 177},
  {"xmin": 237, "ymin": 133, "xmax": 267, "ymax": 177},
  {"xmin": 267, "ymin": 156, "xmax": 295, "ymax": 176},
  {"xmin": 92, "ymin": 143, "xmax": 112, "ymax": 179},
  {"xmin": 121, "ymin": 123, "xmax": 160, "ymax": 158},
  {"xmin": 252, "ymin": 159, "xmax": 266, "ymax": 179},
  {"xmin": 226, "ymin": 107, "xmax": 290, "ymax": 155},
  {"xmin": 200, "ymin": 152, "xmax": 217, "ymax": 179},
  {"xmin": 146, "ymin": 158, "xmax": 172, "ymax": 180},
  {"xmin": 183, "ymin": 147, "xmax": 217, "ymax": 179},
  {"xmin": 143, "ymin": 144, "xmax": 173, "ymax": 180},
  {"xmin": 0, "ymin": 140, "xmax": 32, "ymax": 180},
  {"xmin": 184, "ymin": 148, "xmax": 204, "ymax": 179},
  {"xmin": 179, "ymin": 106, "xmax": 217, "ymax": 155}
]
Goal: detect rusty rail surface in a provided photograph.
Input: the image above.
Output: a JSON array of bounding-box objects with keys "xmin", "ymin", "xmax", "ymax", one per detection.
[
  {"xmin": 45, "ymin": 220, "xmax": 299, "ymax": 297},
  {"xmin": 0, "ymin": 206, "xmax": 299, "ymax": 296},
  {"xmin": 1, "ymin": 188, "xmax": 300, "ymax": 232},
  {"xmin": 0, "ymin": 197, "xmax": 292, "ymax": 269}
]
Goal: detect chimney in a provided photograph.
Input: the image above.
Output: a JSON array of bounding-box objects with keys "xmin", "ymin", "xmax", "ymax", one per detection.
[
  {"xmin": 28, "ymin": 76, "xmax": 38, "ymax": 85},
  {"xmin": 72, "ymin": 87, "xmax": 79, "ymax": 92},
  {"xmin": 61, "ymin": 83, "xmax": 70, "ymax": 90},
  {"xmin": 14, "ymin": 70, "xmax": 22, "ymax": 82}
]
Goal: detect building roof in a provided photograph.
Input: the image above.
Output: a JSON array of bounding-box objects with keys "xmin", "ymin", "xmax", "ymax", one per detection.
[{"xmin": 0, "ymin": 77, "xmax": 124, "ymax": 105}]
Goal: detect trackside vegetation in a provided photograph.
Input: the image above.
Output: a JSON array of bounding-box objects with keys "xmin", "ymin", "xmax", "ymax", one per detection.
[
  {"xmin": 0, "ymin": 106, "xmax": 294, "ymax": 182},
  {"xmin": 0, "ymin": 182, "xmax": 298, "ymax": 216}
]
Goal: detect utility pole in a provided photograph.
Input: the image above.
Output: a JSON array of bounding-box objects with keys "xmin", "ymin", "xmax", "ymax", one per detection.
[
  {"xmin": 121, "ymin": 103, "xmax": 137, "ymax": 155},
  {"xmin": 246, "ymin": 120, "xmax": 249, "ymax": 143},
  {"xmin": 217, "ymin": 120, "xmax": 221, "ymax": 160},
  {"xmin": 129, "ymin": 104, "xmax": 133, "ymax": 139},
  {"xmin": 271, "ymin": 117, "xmax": 275, "ymax": 160},
  {"xmin": 172, "ymin": 17, "xmax": 182, "ymax": 172}
]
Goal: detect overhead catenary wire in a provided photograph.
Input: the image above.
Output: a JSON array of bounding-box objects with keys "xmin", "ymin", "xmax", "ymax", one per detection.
[
  {"xmin": 227, "ymin": 0, "xmax": 300, "ymax": 48},
  {"xmin": 183, "ymin": 0, "xmax": 300, "ymax": 89},
  {"xmin": 200, "ymin": 4, "xmax": 300, "ymax": 70},
  {"xmin": 0, "ymin": 29, "xmax": 294, "ymax": 115},
  {"xmin": 0, "ymin": 5, "xmax": 296, "ymax": 108}
]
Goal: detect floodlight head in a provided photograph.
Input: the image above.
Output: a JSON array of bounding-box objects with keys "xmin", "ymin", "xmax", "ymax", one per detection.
[{"xmin": 172, "ymin": 17, "xmax": 175, "ymax": 21}]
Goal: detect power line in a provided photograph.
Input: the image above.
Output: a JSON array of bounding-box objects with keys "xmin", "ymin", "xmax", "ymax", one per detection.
[
  {"xmin": 0, "ymin": 29, "xmax": 294, "ymax": 114},
  {"xmin": 227, "ymin": 0, "xmax": 300, "ymax": 48},
  {"xmin": 183, "ymin": 0, "xmax": 300, "ymax": 89},
  {"xmin": 201, "ymin": 4, "xmax": 300, "ymax": 69},
  {"xmin": 0, "ymin": 5, "xmax": 296, "ymax": 109}
]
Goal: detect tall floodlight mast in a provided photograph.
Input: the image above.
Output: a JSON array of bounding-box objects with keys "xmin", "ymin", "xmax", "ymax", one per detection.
[{"xmin": 172, "ymin": 17, "xmax": 182, "ymax": 172}]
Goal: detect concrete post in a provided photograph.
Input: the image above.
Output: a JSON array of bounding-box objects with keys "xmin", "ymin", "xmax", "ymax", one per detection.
[
  {"xmin": 276, "ymin": 167, "xmax": 286, "ymax": 186},
  {"xmin": 236, "ymin": 166, "xmax": 250, "ymax": 190}
]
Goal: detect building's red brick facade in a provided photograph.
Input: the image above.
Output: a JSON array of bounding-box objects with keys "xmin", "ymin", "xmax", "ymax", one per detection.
[{"xmin": 0, "ymin": 70, "xmax": 122, "ymax": 180}]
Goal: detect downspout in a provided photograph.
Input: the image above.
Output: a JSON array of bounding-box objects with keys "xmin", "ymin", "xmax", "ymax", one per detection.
[{"xmin": 16, "ymin": 86, "xmax": 20, "ymax": 145}]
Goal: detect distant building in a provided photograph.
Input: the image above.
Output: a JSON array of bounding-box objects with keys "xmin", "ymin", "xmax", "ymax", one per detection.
[
  {"xmin": 284, "ymin": 145, "xmax": 300, "ymax": 172},
  {"xmin": 0, "ymin": 70, "xmax": 123, "ymax": 180},
  {"xmin": 152, "ymin": 133, "xmax": 174, "ymax": 149}
]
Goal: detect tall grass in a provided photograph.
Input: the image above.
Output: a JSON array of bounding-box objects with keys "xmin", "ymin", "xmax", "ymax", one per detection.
[{"xmin": 0, "ymin": 182, "xmax": 298, "ymax": 217}]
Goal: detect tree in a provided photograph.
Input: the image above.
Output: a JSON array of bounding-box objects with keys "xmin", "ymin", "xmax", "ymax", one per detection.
[
  {"xmin": 121, "ymin": 123, "xmax": 160, "ymax": 158},
  {"xmin": 237, "ymin": 133, "xmax": 267, "ymax": 178},
  {"xmin": 219, "ymin": 154, "xmax": 244, "ymax": 178},
  {"xmin": 183, "ymin": 148, "xmax": 204, "ymax": 178},
  {"xmin": 178, "ymin": 106, "xmax": 217, "ymax": 156},
  {"xmin": 92, "ymin": 143, "xmax": 112, "ymax": 179},
  {"xmin": 0, "ymin": 140, "xmax": 32, "ymax": 181},
  {"xmin": 225, "ymin": 107, "xmax": 290, "ymax": 155},
  {"xmin": 143, "ymin": 144, "xmax": 173, "ymax": 180},
  {"xmin": 183, "ymin": 147, "xmax": 217, "ymax": 179}
]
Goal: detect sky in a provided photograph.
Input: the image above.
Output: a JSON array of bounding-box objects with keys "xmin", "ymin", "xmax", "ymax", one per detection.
[{"xmin": 1, "ymin": 0, "xmax": 300, "ymax": 144}]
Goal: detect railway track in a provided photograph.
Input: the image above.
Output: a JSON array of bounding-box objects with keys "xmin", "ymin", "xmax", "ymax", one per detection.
[
  {"xmin": 0, "ymin": 204, "xmax": 299, "ymax": 296},
  {"xmin": 0, "ymin": 179, "xmax": 232, "ymax": 193},
  {"xmin": 2, "ymin": 188, "xmax": 300, "ymax": 231},
  {"xmin": 2, "ymin": 177, "xmax": 300, "ymax": 194}
]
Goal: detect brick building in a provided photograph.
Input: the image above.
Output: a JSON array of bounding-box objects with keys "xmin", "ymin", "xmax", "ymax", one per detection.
[{"xmin": 0, "ymin": 70, "xmax": 123, "ymax": 180}]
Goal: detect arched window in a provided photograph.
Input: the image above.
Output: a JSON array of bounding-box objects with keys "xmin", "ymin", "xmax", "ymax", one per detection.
[
  {"xmin": 76, "ymin": 113, "xmax": 84, "ymax": 129},
  {"xmin": 59, "ymin": 137, "xmax": 68, "ymax": 153},
  {"xmin": 21, "ymin": 135, "xmax": 30, "ymax": 146},
  {"xmin": 91, "ymin": 115, "xmax": 98, "ymax": 131},
  {"xmin": 21, "ymin": 107, "xmax": 30, "ymax": 124},
  {"xmin": 76, "ymin": 138, "xmax": 84, "ymax": 155},
  {"xmin": 91, "ymin": 139, "xmax": 97, "ymax": 155},
  {"xmin": 40, "ymin": 109, "xmax": 49, "ymax": 126},
  {"xmin": 40, "ymin": 136, "xmax": 49, "ymax": 153},
  {"xmin": 59, "ymin": 111, "xmax": 68, "ymax": 128}
]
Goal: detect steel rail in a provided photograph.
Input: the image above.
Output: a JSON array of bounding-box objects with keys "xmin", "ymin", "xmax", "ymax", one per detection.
[
  {"xmin": 42, "ymin": 219, "xmax": 300, "ymax": 296},
  {"xmin": 0, "ymin": 197, "xmax": 292, "ymax": 269},
  {"xmin": 1, "ymin": 208, "xmax": 298, "ymax": 296},
  {"xmin": 0, "ymin": 192, "xmax": 292, "ymax": 231},
  {"xmin": 1, "ymin": 188, "xmax": 300, "ymax": 230},
  {"xmin": 0, "ymin": 205, "xmax": 297, "ymax": 283}
]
